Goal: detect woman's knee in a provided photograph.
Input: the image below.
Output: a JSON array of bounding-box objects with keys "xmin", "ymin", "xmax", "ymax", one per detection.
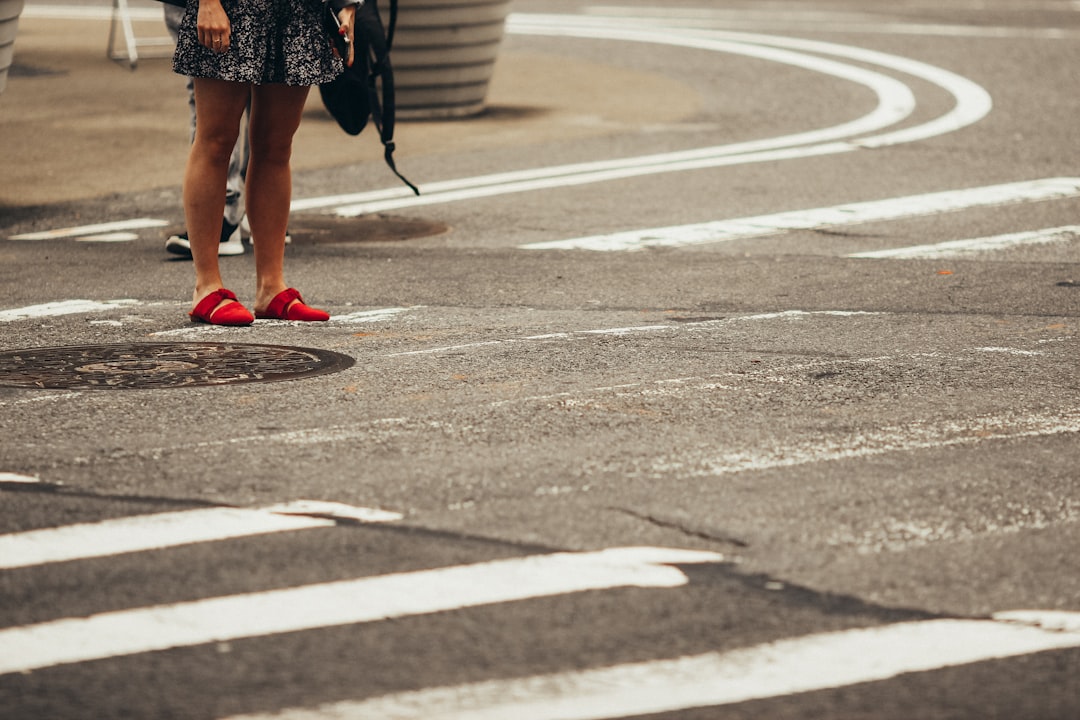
[
  {"xmin": 247, "ymin": 84, "xmax": 308, "ymax": 166},
  {"xmin": 191, "ymin": 78, "xmax": 250, "ymax": 163},
  {"xmin": 248, "ymin": 134, "xmax": 294, "ymax": 167},
  {"xmin": 194, "ymin": 128, "xmax": 242, "ymax": 164}
]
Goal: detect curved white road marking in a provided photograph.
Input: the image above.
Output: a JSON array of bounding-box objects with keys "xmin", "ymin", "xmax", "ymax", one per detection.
[
  {"xmin": 0, "ymin": 547, "xmax": 723, "ymax": 676},
  {"xmin": 713, "ymin": 29, "xmax": 992, "ymax": 148},
  {"xmin": 224, "ymin": 613, "xmax": 1080, "ymax": 720},
  {"xmin": 292, "ymin": 14, "xmax": 990, "ymax": 217},
  {"xmin": 6, "ymin": 14, "xmax": 993, "ymax": 235}
]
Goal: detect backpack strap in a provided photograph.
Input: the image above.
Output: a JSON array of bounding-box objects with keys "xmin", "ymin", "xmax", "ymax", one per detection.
[
  {"xmin": 372, "ymin": 0, "xmax": 418, "ymax": 195},
  {"xmin": 386, "ymin": 0, "xmax": 397, "ymax": 50}
]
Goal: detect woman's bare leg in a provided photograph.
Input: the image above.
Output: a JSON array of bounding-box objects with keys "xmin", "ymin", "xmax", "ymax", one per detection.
[
  {"xmin": 184, "ymin": 77, "xmax": 251, "ymax": 312},
  {"xmin": 245, "ymin": 83, "xmax": 311, "ymax": 314}
]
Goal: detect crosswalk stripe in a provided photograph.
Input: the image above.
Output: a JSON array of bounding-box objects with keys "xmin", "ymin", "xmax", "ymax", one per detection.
[
  {"xmin": 520, "ymin": 178, "xmax": 1080, "ymax": 251},
  {"xmin": 0, "ymin": 501, "xmax": 401, "ymax": 570},
  {"xmin": 0, "ymin": 547, "xmax": 722, "ymax": 675},
  {"xmin": 223, "ymin": 614, "xmax": 1080, "ymax": 720}
]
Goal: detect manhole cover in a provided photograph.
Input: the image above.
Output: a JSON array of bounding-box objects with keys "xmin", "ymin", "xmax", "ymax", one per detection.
[{"xmin": 0, "ymin": 343, "xmax": 355, "ymax": 389}]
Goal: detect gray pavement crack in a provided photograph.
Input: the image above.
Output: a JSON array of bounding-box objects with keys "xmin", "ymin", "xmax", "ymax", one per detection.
[{"xmin": 610, "ymin": 507, "xmax": 750, "ymax": 549}]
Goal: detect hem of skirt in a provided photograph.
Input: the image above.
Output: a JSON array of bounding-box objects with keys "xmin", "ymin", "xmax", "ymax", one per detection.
[{"xmin": 172, "ymin": 69, "xmax": 342, "ymax": 87}]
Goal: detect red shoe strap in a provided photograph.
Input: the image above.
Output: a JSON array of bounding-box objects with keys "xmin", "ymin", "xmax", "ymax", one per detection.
[
  {"xmin": 191, "ymin": 288, "xmax": 237, "ymax": 320},
  {"xmin": 265, "ymin": 288, "xmax": 302, "ymax": 318}
]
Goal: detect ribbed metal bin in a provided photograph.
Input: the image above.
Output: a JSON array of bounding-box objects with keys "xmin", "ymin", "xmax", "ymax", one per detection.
[
  {"xmin": 0, "ymin": 0, "xmax": 24, "ymax": 96},
  {"xmin": 392, "ymin": 0, "xmax": 511, "ymax": 118}
]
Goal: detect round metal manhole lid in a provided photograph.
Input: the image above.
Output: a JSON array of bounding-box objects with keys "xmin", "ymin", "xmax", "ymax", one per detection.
[{"xmin": 0, "ymin": 343, "xmax": 355, "ymax": 389}]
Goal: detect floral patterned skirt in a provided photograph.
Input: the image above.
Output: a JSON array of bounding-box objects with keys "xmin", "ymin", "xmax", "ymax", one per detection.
[{"xmin": 173, "ymin": 0, "xmax": 342, "ymax": 86}]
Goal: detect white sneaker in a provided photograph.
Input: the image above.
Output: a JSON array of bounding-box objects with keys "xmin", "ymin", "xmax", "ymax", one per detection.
[
  {"xmin": 165, "ymin": 219, "xmax": 245, "ymax": 257},
  {"xmin": 218, "ymin": 224, "xmax": 245, "ymax": 255},
  {"xmin": 241, "ymin": 214, "xmax": 292, "ymax": 246}
]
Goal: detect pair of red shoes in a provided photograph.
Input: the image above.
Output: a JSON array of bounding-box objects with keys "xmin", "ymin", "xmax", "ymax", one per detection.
[{"xmin": 189, "ymin": 288, "xmax": 330, "ymax": 326}]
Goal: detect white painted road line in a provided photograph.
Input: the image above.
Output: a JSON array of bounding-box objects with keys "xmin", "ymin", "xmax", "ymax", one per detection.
[
  {"xmin": 514, "ymin": 19, "xmax": 991, "ymax": 154},
  {"xmin": 388, "ymin": 324, "xmax": 675, "ymax": 357},
  {"xmin": 329, "ymin": 307, "xmax": 414, "ymax": 324},
  {"xmin": 0, "ymin": 501, "xmax": 402, "ymax": 570},
  {"xmin": 227, "ymin": 614, "xmax": 1080, "ymax": 720},
  {"xmin": 0, "ymin": 472, "xmax": 41, "ymax": 483},
  {"xmin": 0, "ymin": 547, "xmax": 723, "ymax": 675},
  {"xmin": 849, "ymin": 225, "xmax": 1080, "ymax": 258},
  {"xmin": 74, "ymin": 232, "xmax": 141, "ymax": 243},
  {"xmin": 583, "ymin": 6, "xmax": 1077, "ymax": 39},
  {"xmin": 9, "ymin": 219, "xmax": 168, "ymax": 241},
  {"xmin": 647, "ymin": 410, "xmax": 1080, "ymax": 479},
  {"xmin": 387, "ymin": 311, "xmax": 881, "ymax": 357},
  {"xmin": 0, "ymin": 299, "xmax": 142, "ymax": 323},
  {"xmin": 699, "ymin": 30, "xmax": 992, "ymax": 150},
  {"xmin": 148, "ymin": 306, "xmax": 414, "ymax": 337},
  {"xmin": 521, "ymin": 178, "xmax": 1080, "ymax": 251},
  {"xmin": 975, "ymin": 346, "xmax": 1044, "ymax": 356}
]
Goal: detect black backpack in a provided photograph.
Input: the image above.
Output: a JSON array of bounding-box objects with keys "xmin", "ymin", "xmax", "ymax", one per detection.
[{"xmin": 319, "ymin": 0, "xmax": 419, "ymax": 195}]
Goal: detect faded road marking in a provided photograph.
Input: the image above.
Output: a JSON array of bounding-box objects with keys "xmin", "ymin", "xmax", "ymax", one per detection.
[
  {"xmin": 646, "ymin": 410, "xmax": 1080, "ymax": 478},
  {"xmin": 387, "ymin": 311, "xmax": 881, "ymax": 357}
]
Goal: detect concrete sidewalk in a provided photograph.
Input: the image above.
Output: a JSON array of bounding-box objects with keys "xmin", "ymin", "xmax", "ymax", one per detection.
[{"xmin": 0, "ymin": 6, "xmax": 699, "ymax": 208}]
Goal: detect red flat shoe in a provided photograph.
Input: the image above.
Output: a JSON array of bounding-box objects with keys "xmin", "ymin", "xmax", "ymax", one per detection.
[
  {"xmin": 255, "ymin": 288, "xmax": 330, "ymax": 322},
  {"xmin": 189, "ymin": 288, "xmax": 254, "ymax": 326}
]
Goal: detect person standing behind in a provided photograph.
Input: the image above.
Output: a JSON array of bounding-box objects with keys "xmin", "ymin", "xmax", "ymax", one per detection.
[
  {"xmin": 163, "ymin": 2, "xmax": 247, "ymax": 257},
  {"xmin": 174, "ymin": 0, "xmax": 356, "ymax": 325}
]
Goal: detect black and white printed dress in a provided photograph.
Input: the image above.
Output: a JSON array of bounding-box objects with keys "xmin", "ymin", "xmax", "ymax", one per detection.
[{"xmin": 173, "ymin": 0, "xmax": 342, "ymax": 86}]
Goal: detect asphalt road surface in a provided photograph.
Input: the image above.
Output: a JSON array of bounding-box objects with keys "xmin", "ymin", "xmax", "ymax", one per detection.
[{"xmin": 1, "ymin": 0, "xmax": 1079, "ymax": 718}]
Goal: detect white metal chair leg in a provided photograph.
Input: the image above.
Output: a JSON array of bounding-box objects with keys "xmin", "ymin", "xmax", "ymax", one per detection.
[{"xmin": 107, "ymin": 0, "xmax": 139, "ymax": 69}]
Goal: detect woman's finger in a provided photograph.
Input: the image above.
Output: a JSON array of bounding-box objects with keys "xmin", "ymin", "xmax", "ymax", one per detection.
[{"xmin": 338, "ymin": 6, "xmax": 356, "ymax": 67}]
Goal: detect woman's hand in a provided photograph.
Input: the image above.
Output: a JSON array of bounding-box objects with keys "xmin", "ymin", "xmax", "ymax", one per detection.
[
  {"xmin": 336, "ymin": 4, "xmax": 357, "ymax": 67},
  {"xmin": 197, "ymin": 0, "xmax": 232, "ymax": 53}
]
